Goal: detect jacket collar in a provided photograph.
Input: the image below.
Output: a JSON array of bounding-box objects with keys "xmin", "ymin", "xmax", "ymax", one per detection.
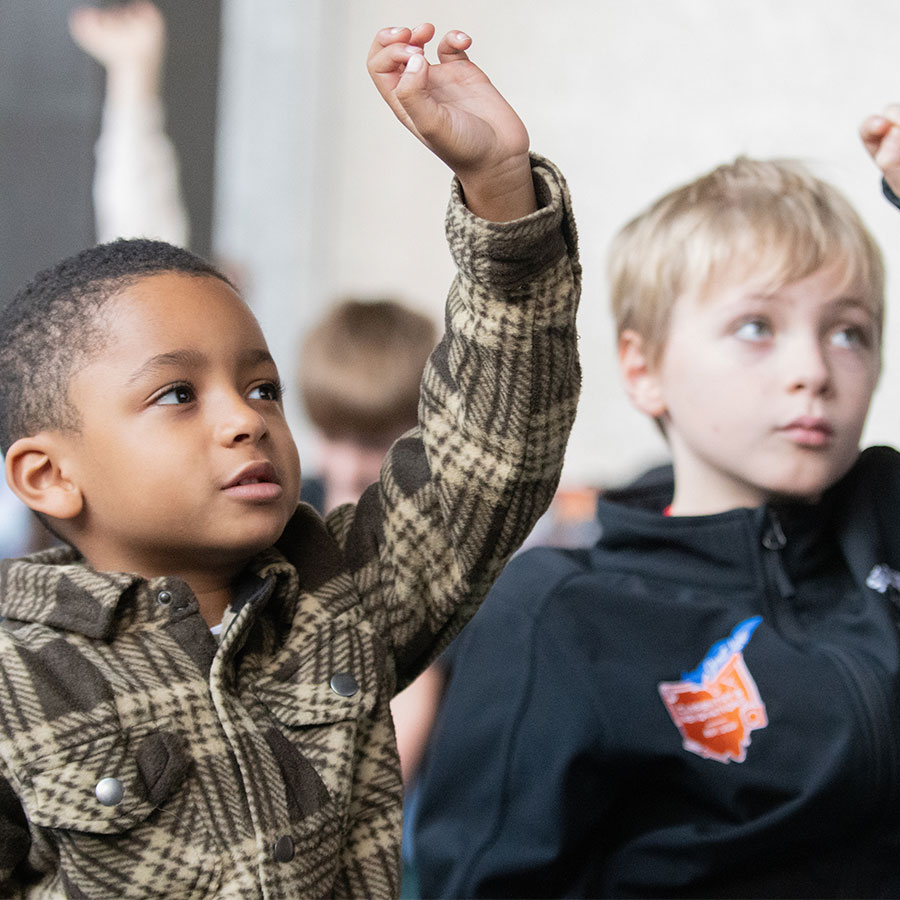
[
  {"xmin": 0, "ymin": 544, "xmax": 299, "ymax": 641},
  {"xmin": 594, "ymin": 473, "xmax": 841, "ymax": 590}
]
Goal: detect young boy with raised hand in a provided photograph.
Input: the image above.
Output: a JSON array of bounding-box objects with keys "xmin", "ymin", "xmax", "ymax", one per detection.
[
  {"xmin": 413, "ymin": 131, "xmax": 900, "ymax": 896},
  {"xmin": 0, "ymin": 23, "xmax": 580, "ymax": 900}
]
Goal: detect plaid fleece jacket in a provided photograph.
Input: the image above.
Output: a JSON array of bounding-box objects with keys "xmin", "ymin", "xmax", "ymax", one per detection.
[{"xmin": 0, "ymin": 156, "xmax": 580, "ymax": 899}]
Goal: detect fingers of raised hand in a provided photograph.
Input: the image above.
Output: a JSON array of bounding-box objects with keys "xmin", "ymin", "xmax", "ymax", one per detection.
[
  {"xmin": 860, "ymin": 114, "xmax": 890, "ymax": 152},
  {"xmin": 367, "ymin": 24, "xmax": 432, "ymax": 71},
  {"xmin": 69, "ymin": 0, "xmax": 164, "ymax": 58},
  {"xmin": 408, "ymin": 23, "xmax": 437, "ymax": 49},
  {"xmin": 436, "ymin": 30, "xmax": 472, "ymax": 64},
  {"xmin": 367, "ymin": 32, "xmax": 428, "ymax": 96},
  {"xmin": 861, "ymin": 105, "xmax": 900, "ymax": 161}
]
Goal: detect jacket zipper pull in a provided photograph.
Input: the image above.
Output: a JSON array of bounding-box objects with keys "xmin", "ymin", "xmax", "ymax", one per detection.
[
  {"xmin": 762, "ymin": 512, "xmax": 786, "ymax": 550},
  {"xmin": 866, "ymin": 564, "xmax": 900, "ymax": 623},
  {"xmin": 762, "ymin": 511, "xmax": 794, "ymax": 599}
]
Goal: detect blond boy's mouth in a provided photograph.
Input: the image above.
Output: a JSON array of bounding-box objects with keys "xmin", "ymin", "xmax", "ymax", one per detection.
[{"xmin": 778, "ymin": 416, "xmax": 833, "ymax": 448}]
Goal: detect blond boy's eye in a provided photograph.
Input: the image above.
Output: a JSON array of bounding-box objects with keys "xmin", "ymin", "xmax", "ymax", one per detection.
[
  {"xmin": 831, "ymin": 325, "xmax": 868, "ymax": 349},
  {"xmin": 734, "ymin": 319, "xmax": 771, "ymax": 341}
]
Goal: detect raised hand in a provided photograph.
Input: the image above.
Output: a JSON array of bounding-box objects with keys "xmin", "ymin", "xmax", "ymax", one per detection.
[
  {"xmin": 367, "ymin": 24, "xmax": 535, "ymax": 222},
  {"xmin": 69, "ymin": 1, "xmax": 166, "ymax": 100},
  {"xmin": 860, "ymin": 105, "xmax": 900, "ymax": 197}
]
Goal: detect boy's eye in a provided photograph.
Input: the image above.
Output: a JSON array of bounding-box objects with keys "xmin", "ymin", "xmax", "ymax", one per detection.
[
  {"xmin": 830, "ymin": 324, "xmax": 870, "ymax": 350},
  {"xmin": 248, "ymin": 381, "xmax": 282, "ymax": 402},
  {"xmin": 734, "ymin": 319, "xmax": 772, "ymax": 342},
  {"xmin": 156, "ymin": 384, "xmax": 195, "ymax": 405}
]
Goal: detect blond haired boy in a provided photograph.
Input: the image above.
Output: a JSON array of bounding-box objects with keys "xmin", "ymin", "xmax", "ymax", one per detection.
[
  {"xmin": 0, "ymin": 24, "xmax": 580, "ymax": 899},
  {"xmin": 413, "ymin": 131, "xmax": 900, "ymax": 896}
]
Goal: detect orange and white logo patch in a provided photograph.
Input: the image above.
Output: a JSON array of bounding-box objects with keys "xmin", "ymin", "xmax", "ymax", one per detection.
[{"xmin": 659, "ymin": 617, "xmax": 767, "ymax": 764}]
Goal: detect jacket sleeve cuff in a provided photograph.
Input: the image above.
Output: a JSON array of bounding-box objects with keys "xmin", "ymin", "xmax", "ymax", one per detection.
[{"xmin": 444, "ymin": 153, "xmax": 579, "ymax": 291}]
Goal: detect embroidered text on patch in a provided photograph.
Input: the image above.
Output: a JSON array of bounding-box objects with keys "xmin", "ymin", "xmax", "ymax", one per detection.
[{"xmin": 658, "ymin": 616, "xmax": 767, "ymax": 764}]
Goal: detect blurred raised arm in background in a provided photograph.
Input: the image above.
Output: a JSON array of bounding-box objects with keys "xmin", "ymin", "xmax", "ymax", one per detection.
[{"xmin": 69, "ymin": 0, "xmax": 189, "ymax": 246}]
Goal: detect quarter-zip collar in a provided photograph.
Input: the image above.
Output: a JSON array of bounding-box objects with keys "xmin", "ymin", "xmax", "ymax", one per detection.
[{"xmin": 594, "ymin": 488, "xmax": 839, "ymax": 597}]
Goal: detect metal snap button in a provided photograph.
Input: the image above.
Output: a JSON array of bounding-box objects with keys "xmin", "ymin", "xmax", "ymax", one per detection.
[
  {"xmin": 95, "ymin": 777, "xmax": 125, "ymax": 807},
  {"xmin": 156, "ymin": 590, "xmax": 172, "ymax": 606},
  {"xmin": 329, "ymin": 673, "xmax": 359, "ymax": 697},
  {"xmin": 273, "ymin": 834, "xmax": 295, "ymax": 862}
]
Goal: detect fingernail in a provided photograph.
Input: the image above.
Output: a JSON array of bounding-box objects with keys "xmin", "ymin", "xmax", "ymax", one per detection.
[
  {"xmin": 455, "ymin": 31, "xmax": 469, "ymax": 41},
  {"xmin": 405, "ymin": 53, "xmax": 424, "ymax": 72},
  {"xmin": 388, "ymin": 26, "xmax": 403, "ymax": 34}
]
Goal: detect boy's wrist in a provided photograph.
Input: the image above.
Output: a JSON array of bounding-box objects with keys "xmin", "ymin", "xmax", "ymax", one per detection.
[
  {"xmin": 446, "ymin": 155, "xmax": 575, "ymax": 303},
  {"xmin": 457, "ymin": 154, "xmax": 536, "ymax": 222},
  {"xmin": 104, "ymin": 61, "xmax": 163, "ymax": 106}
]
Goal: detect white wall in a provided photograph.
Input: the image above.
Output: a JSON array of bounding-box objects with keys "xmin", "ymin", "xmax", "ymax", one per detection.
[{"xmin": 216, "ymin": 0, "xmax": 900, "ymax": 488}]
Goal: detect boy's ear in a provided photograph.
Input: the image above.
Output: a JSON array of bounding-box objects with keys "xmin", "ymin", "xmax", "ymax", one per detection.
[
  {"xmin": 5, "ymin": 435, "xmax": 83, "ymax": 520},
  {"xmin": 618, "ymin": 329, "xmax": 667, "ymax": 419}
]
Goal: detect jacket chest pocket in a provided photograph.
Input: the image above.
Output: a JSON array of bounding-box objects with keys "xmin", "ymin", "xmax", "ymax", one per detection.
[
  {"xmin": 19, "ymin": 724, "xmax": 221, "ymax": 899},
  {"xmin": 250, "ymin": 617, "xmax": 383, "ymax": 818}
]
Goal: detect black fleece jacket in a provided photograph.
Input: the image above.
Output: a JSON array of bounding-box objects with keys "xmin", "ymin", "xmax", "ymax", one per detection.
[{"xmin": 414, "ymin": 446, "xmax": 900, "ymax": 898}]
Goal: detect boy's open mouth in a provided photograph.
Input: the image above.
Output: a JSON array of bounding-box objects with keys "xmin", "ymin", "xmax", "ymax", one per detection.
[{"xmin": 223, "ymin": 461, "xmax": 282, "ymax": 500}]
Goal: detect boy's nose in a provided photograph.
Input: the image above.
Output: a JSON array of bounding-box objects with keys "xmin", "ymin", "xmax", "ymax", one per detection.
[
  {"xmin": 787, "ymin": 338, "xmax": 831, "ymax": 395},
  {"xmin": 214, "ymin": 393, "xmax": 269, "ymax": 445}
]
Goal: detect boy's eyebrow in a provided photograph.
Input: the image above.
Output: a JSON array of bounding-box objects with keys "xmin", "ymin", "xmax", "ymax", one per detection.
[
  {"xmin": 829, "ymin": 296, "xmax": 876, "ymax": 314},
  {"xmin": 128, "ymin": 349, "xmax": 205, "ymax": 384},
  {"xmin": 744, "ymin": 291, "xmax": 874, "ymax": 312},
  {"xmin": 127, "ymin": 348, "xmax": 276, "ymax": 384}
]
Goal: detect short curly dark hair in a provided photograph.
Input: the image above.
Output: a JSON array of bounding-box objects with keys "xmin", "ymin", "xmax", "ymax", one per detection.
[{"xmin": 0, "ymin": 238, "xmax": 231, "ymax": 454}]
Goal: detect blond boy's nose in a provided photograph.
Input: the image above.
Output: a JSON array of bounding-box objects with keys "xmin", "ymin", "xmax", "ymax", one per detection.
[{"xmin": 788, "ymin": 340, "xmax": 831, "ymax": 394}]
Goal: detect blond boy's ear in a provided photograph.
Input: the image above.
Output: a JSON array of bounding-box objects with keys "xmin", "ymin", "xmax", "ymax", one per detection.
[
  {"xmin": 5, "ymin": 435, "xmax": 83, "ymax": 520},
  {"xmin": 618, "ymin": 329, "xmax": 667, "ymax": 419}
]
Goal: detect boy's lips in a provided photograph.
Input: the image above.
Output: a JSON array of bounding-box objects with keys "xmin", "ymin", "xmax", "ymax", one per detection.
[
  {"xmin": 779, "ymin": 416, "xmax": 833, "ymax": 448},
  {"xmin": 222, "ymin": 461, "xmax": 282, "ymax": 501}
]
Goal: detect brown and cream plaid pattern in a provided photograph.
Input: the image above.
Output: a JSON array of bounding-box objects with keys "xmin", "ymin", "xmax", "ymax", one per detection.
[{"xmin": 0, "ymin": 155, "xmax": 581, "ymax": 899}]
